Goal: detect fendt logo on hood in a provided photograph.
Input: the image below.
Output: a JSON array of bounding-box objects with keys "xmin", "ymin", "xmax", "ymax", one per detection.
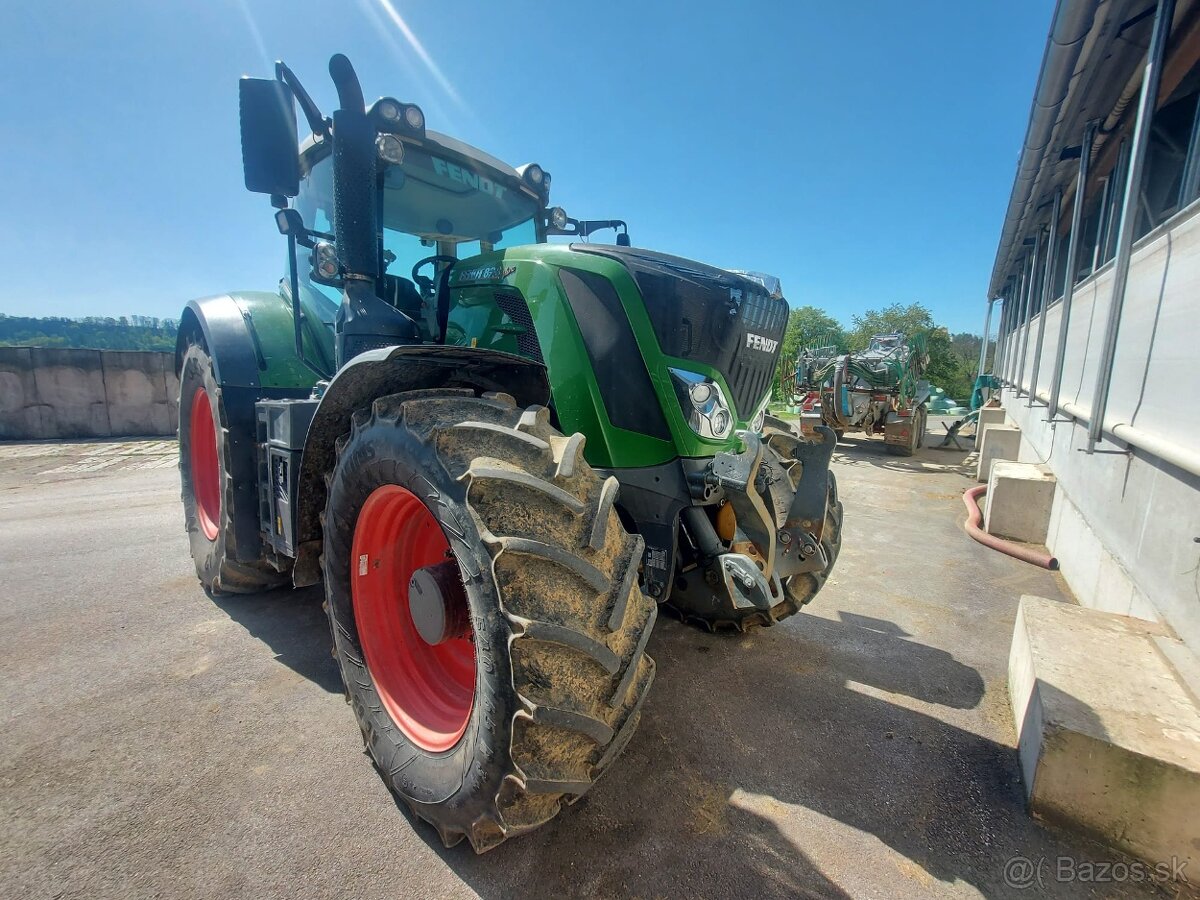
[{"xmin": 745, "ymin": 332, "xmax": 779, "ymax": 353}]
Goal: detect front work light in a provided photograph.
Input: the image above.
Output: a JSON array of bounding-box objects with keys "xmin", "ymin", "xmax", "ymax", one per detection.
[
  {"xmin": 669, "ymin": 368, "xmax": 734, "ymax": 440},
  {"xmin": 376, "ymin": 134, "xmax": 405, "ymax": 165},
  {"xmin": 376, "ymin": 99, "xmax": 402, "ymax": 123}
]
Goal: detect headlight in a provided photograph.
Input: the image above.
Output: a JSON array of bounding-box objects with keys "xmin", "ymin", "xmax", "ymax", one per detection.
[
  {"xmin": 750, "ymin": 397, "xmax": 768, "ymax": 434},
  {"xmin": 404, "ymin": 104, "xmax": 425, "ymax": 130},
  {"xmin": 669, "ymin": 368, "xmax": 734, "ymax": 440},
  {"xmin": 549, "ymin": 206, "xmax": 568, "ymax": 230},
  {"xmin": 525, "ymin": 164, "xmax": 544, "ymax": 185},
  {"xmin": 312, "ymin": 241, "xmax": 340, "ymax": 282},
  {"xmin": 375, "ymin": 134, "xmax": 405, "ymax": 165}
]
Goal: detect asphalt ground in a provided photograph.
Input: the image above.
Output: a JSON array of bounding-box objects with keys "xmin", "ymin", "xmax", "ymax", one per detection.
[{"xmin": 0, "ymin": 422, "xmax": 1178, "ymax": 899}]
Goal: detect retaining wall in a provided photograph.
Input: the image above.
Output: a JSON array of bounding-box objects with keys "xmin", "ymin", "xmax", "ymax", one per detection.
[{"xmin": 0, "ymin": 347, "xmax": 179, "ymax": 440}]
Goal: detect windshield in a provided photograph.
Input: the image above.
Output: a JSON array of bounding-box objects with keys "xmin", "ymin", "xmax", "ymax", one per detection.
[{"xmin": 294, "ymin": 145, "xmax": 541, "ymax": 290}]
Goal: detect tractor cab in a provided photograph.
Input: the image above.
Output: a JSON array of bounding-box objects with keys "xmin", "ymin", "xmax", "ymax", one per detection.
[{"xmin": 254, "ymin": 70, "xmax": 630, "ymax": 367}]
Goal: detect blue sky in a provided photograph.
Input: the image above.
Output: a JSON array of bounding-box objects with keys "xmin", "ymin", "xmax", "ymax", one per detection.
[{"xmin": 0, "ymin": 1, "xmax": 1049, "ymax": 334}]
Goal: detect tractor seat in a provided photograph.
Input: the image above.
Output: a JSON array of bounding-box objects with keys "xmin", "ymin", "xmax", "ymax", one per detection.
[{"xmin": 381, "ymin": 274, "xmax": 424, "ymax": 316}]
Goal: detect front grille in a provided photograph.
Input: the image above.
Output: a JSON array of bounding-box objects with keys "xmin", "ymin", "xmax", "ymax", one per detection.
[
  {"xmin": 568, "ymin": 243, "xmax": 788, "ymax": 420},
  {"xmin": 493, "ymin": 289, "xmax": 544, "ymax": 363},
  {"xmin": 727, "ymin": 292, "xmax": 788, "ymax": 416}
]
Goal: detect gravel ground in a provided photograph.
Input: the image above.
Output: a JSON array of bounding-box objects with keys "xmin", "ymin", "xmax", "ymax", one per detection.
[{"xmin": 0, "ymin": 424, "xmax": 1177, "ymax": 899}]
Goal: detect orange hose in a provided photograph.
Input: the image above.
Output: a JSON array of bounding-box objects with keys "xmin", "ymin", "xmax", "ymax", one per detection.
[{"xmin": 962, "ymin": 485, "xmax": 1058, "ymax": 570}]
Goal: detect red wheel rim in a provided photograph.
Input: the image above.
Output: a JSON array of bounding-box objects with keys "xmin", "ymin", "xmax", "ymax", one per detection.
[
  {"xmin": 350, "ymin": 484, "xmax": 476, "ymax": 752},
  {"xmin": 189, "ymin": 388, "xmax": 221, "ymax": 541}
]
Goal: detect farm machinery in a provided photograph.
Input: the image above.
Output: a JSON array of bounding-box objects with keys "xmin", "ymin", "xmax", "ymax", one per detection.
[
  {"xmin": 794, "ymin": 332, "xmax": 931, "ymax": 456},
  {"xmin": 175, "ymin": 55, "xmax": 843, "ymax": 851}
]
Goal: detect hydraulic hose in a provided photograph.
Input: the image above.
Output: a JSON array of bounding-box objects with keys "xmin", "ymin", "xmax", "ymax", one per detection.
[{"xmin": 962, "ymin": 485, "xmax": 1058, "ymax": 570}]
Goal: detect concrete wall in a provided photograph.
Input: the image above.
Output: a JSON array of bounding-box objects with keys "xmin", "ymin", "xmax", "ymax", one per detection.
[
  {"xmin": 997, "ymin": 201, "xmax": 1200, "ymax": 653},
  {"xmin": 0, "ymin": 347, "xmax": 179, "ymax": 440}
]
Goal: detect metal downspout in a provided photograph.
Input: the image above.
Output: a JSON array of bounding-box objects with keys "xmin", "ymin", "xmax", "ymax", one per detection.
[
  {"xmin": 1048, "ymin": 121, "xmax": 1096, "ymax": 421},
  {"xmin": 1028, "ymin": 189, "xmax": 1062, "ymax": 405},
  {"xmin": 1016, "ymin": 232, "xmax": 1042, "ymax": 395},
  {"xmin": 1087, "ymin": 0, "xmax": 1175, "ymax": 451}
]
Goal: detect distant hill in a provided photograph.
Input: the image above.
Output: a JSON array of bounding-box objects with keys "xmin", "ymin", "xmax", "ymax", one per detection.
[{"xmin": 0, "ymin": 314, "xmax": 178, "ymax": 352}]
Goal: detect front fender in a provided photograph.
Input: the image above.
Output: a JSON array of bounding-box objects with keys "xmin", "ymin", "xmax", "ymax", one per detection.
[{"xmin": 292, "ymin": 345, "xmax": 551, "ymax": 585}]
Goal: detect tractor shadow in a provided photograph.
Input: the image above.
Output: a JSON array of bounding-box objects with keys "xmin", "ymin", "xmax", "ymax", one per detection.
[
  {"xmin": 404, "ymin": 615, "xmax": 1154, "ymax": 899},
  {"xmin": 210, "ymin": 584, "xmax": 344, "ymax": 695},
  {"xmin": 211, "ymin": 580, "xmax": 1163, "ymax": 896}
]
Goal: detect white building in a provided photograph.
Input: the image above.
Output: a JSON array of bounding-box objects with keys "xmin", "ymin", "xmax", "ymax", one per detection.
[
  {"xmin": 990, "ymin": 0, "xmax": 1200, "ymax": 649},
  {"xmin": 986, "ymin": 0, "xmax": 1200, "ymax": 868}
]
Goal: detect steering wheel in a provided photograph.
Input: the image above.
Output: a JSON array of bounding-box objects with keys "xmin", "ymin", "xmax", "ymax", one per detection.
[{"xmin": 412, "ymin": 255, "xmax": 458, "ymax": 296}]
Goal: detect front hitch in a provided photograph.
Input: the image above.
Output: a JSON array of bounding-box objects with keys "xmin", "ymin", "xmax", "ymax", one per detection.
[
  {"xmin": 670, "ymin": 424, "xmax": 837, "ymax": 626},
  {"xmin": 771, "ymin": 425, "xmax": 837, "ymax": 575}
]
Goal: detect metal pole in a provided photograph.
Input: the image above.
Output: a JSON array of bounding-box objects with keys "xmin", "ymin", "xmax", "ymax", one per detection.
[
  {"xmin": 994, "ymin": 296, "xmax": 1008, "ymax": 380},
  {"xmin": 999, "ymin": 280, "xmax": 1011, "ymax": 383},
  {"xmin": 1005, "ymin": 261, "xmax": 1027, "ymax": 385},
  {"xmin": 1048, "ymin": 121, "xmax": 1096, "ymax": 421},
  {"xmin": 1088, "ymin": 0, "xmax": 1175, "ymax": 451},
  {"xmin": 977, "ymin": 298, "xmax": 995, "ymax": 377},
  {"xmin": 1027, "ymin": 189, "xmax": 1062, "ymax": 405},
  {"xmin": 1016, "ymin": 231, "xmax": 1042, "ymax": 396}
]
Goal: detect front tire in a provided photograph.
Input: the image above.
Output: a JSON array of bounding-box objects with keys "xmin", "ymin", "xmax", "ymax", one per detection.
[
  {"xmin": 321, "ymin": 390, "xmax": 655, "ymax": 852},
  {"xmin": 178, "ymin": 341, "xmax": 285, "ymax": 594}
]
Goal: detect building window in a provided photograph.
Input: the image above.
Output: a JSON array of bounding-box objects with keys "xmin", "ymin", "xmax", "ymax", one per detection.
[{"xmin": 1137, "ymin": 77, "xmax": 1200, "ymax": 236}]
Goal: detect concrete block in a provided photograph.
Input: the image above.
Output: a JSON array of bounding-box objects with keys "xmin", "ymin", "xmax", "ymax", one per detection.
[
  {"xmin": 1009, "ymin": 595, "xmax": 1200, "ymax": 869},
  {"xmin": 974, "ymin": 407, "xmax": 1006, "ymax": 450},
  {"xmin": 0, "ymin": 347, "xmax": 177, "ymax": 440},
  {"xmin": 984, "ymin": 462, "xmax": 1055, "ymax": 544},
  {"xmin": 27, "ymin": 348, "xmax": 110, "ymax": 438},
  {"xmin": 102, "ymin": 350, "xmax": 172, "ymax": 436},
  {"xmin": 976, "ymin": 424, "xmax": 1020, "ymax": 483}
]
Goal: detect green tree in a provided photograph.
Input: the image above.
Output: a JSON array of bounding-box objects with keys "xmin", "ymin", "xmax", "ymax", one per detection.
[
  {"xmin": 0, "ymin": 314, "xmax": 178, "ymax": 351},
  {"xmin": 773, "ymin": 305, "xmax": 846, "ymax": 400},
  {"xmin": 846, "ymin": 302, "xmax": 934, "ymax": 350}
]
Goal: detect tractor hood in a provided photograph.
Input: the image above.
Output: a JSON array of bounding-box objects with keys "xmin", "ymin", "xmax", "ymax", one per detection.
[{"xmin": 570, "ymin": 244, "xmax": 788, "ymax": 417}]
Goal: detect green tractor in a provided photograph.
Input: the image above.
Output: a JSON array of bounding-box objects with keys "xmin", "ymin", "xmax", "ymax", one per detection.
[{"xmin": 177, "ymin": 54, "xmax": 842, "ymax": 851}]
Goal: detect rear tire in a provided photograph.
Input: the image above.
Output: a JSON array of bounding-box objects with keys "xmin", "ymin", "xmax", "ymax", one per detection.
[
  {"xmin": 886, "ymin": 405, "xmax": 925, "ymax": 457},
  {"xmin": 321, "ymin": 390, "xmax": 655, "ymax": 852},
  {"xmin": 178, "ymin": 341, "xmax": 285, "ymax": 595}
]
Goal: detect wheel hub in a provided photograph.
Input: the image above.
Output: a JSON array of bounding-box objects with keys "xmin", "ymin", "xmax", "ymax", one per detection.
[{"xmin": 408, "ymin": 559, "xmax": 471, "ymax": 646}]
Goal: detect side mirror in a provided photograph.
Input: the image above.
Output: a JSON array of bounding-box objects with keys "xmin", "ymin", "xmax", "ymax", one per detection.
[
  {"xmin": 616, "ymin": 232, "xmax": 631, "ymax": 247},
  {"xmin": 239, "ymin": 77, "xmax": 300, "ymax": 197}
]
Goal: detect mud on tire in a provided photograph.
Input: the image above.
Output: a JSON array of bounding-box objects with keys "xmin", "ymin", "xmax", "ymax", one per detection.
[
  {"xmin": 321, "ymin": 389, "xmax": 656, "ymax": 852},
  {"xmin": 178, "ymin": 341, "xmax": 286, "ymax": 595}
]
